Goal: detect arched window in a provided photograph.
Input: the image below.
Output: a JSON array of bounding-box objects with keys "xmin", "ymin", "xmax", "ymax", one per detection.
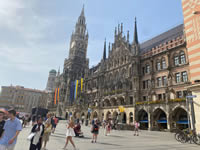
[
  {"xmin": 156, "ymin": 60, "xmax": 161, "ymax": 71},
  {"xmin": 174, "ymin": 54, "xmax": 179, "ymax": 66},
  {"xmin": 146, "ymin": 64, "xmax": 150, "ymax": 73},
  {"xmin": 161, "ymin": 58, "xmax": 166, "ymax": 69},
  {"xmin": 180, "ymin": 51, "xmax": 186, "ymax": 64}
]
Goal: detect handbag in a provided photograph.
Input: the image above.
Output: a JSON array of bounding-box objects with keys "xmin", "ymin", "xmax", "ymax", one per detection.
[
  {"xmin": 27, "ymin": 133, "xmax": 36, "ymax": 141},
  {"xmin": 44, "ymin": 124, "xmax": 52, "ymax": 133}
]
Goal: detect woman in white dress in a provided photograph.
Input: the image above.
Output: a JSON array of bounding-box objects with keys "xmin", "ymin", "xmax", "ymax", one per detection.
[{"xmin": 63, "ymin": 119, "xmax": 77, "ymax": 150}]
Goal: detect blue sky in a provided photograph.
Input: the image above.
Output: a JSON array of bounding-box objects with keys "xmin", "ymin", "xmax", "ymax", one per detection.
[{"xmin": 0, "ymin": 0, "xmax": 183, "ymax": 90}]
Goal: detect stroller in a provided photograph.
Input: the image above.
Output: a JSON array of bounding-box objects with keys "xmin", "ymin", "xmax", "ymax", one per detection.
[{"xmin": 74, "ymin": 123, "xmax": 84, "ymax": 138}]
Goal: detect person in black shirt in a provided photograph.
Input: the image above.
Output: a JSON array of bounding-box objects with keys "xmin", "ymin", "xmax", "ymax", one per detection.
[
  {"xmin": 91, "ymin": 120, "xmax": 99, "ymax": 143},
  {"xmin": 0, "ymin": 111, "xmax": 5, "ymax": 138},
  {"xmin": 29, "ymin": 116, "xmax": 44, "ymax": 150}
]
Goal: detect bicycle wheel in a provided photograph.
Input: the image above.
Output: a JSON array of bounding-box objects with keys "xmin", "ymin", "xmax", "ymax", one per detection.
[
  {"xmin": 193, "ymin": 134, "xmax": 200, "ymax": 145},
  {"xmin": 179, "ymin": 133, "xmax": 187, "ymax": 143},
  {"xmin": 175, "ymin": 132, "xmax": 182, "ymax": 142}
]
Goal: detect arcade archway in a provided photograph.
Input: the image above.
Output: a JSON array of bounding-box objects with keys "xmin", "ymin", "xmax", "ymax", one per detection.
[
  {"xmin": 138, "ymin": 109, "xmax": 148, "ymax": 130},
  {"xmin": 93, "ymin": 111, "xmax": 98, "ymax": 119},
  {"xmin": 106, "ymin": 111, "xmax": 111, "ymax": 120},
  {"xmin": 171, "ymin": 107, "xmax": 188, "ymax": 130},
  {"xmin": 153, "ymin": 108, "xmax": 167, "ymax": 130}
]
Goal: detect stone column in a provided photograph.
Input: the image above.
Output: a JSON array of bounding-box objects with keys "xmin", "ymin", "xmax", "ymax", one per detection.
[
  {"xmin": 148, "ymin": 113, "xmax": 151, "ymax": 131},
  {"xmin": 167, "ymin": 114, "xmax": 170, "ymax": 130}
]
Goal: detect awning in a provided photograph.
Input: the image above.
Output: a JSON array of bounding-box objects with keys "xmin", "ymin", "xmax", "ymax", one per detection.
[
  {"xmin": 140, "ymin": 120, "xmax": 148, "ymax": 123},
  {"xmin": 157, "ymin": 120, "xmax": 167, "ymax": 123},
  {"xmin": 176, "ymin": 120, "xmax": 188, "ymax": 124}
]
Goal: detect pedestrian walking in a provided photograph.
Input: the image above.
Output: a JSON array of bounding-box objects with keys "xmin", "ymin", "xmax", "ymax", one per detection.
[
  {"xmin": 91, "ymin": 120, "xmax": 99, "ymax": 143},
  {"xmin": 133, "ymin": 120, "xmax": 140, "ymax": 136},
  {"xmin": 29, "ymin": 116, "xmax": 44, "ymax": 150},
  {"xmin": 0, "ymin": 109, "xmax": 22, "ymax": 150},
  {"xmin": 52, "ymin": 116, "xmax": 58, "ymax": 134},
  {"xmin": 62, "ymin": 119, "xmax": 77, "ymax": 150},
  {"xmin": 0, "ymin": 111, "xmax": 5, "ymax": 139},
  {"xmin": 105, "ymin": 121, "xmax": 111, "ymax": 136},
  {"xmin": 42, "ymin": 114, "xmax": 52, "ymax": 150}
]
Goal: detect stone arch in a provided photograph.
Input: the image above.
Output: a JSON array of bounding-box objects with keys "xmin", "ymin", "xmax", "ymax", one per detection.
[
  {"xmin": 152, "ymin": 106, "xmax": 166, "ymax": 114},
  {"xmin": 104, "ymin": 99, "xmax": 111, "ymax": 107},
  {"xmin": 110, "ymin": 97, "xmax": 118, "ymax": 106},
  {"xmin": 171, "ymin": 105, "xmax": 187, "ymax": 113},
  {"xmin": 137, "ymin": 109, "xmax": 148, "ymax": 129},
  {"xmin": 118, "ymin": 97, "xmax": 126, "ymax": 105},
  {"xmin": 92, "ymin": 111, "xmax": 98, "ymax": 119},
  {"xmin": 152, "ymin": 108, "xmax": 167, "ymax": 130},
  {"xmin": 106, "ymin": 111, "xmax": 111, "ymax": 120},
  {"xmin": 170, "ymin": 107, "xmax": 188, "ymax": 130}
]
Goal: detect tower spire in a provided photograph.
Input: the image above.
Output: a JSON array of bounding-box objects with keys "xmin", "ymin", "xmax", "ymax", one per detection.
[
  {"xmin": 81, "ymin": 4, "xmax": 85, "ymax": 16},
  {"xmin": 133, "ymin": 17, "xmax": 138, "ymax": 44},
  {"xmin": 58, "ymin": 66, "xmax": 60, "ymax": 76},
  {"xmin": 103, "ymin": 39, "xmax": 106, "ymax": 60},
  {"xmin": 127, "ymin": 30, "xmax": 129, "ymax": 42}
]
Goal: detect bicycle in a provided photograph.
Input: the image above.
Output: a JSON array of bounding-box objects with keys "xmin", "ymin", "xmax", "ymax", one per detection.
[{"xmin": 177, "ymin": 129, "xmax": 200, "ymax": 145}]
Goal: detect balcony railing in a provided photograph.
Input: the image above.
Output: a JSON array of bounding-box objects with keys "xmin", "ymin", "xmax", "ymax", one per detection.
[{"xmin": 103, "ymin": 89, "xmax": 123, "ymax": 96}]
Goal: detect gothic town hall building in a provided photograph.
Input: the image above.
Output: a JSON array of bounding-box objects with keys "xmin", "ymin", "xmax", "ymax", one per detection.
[{"xmin": 50, "ymin": 7, "xmax": 190, "ymax": 131}]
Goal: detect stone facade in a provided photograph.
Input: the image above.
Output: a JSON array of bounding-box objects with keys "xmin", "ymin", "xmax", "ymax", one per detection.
[
  {"xmin": 0, "ymin": 85, "xmax": 48, "ymax": 113},
  {"xmin": 54, "ymin": 8, "xmax": 191, "ymax": 131}
]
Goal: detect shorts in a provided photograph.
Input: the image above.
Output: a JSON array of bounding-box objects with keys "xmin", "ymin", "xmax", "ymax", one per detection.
[
  {"xmin": 0, "ymin": 144, "xmax": 15, "ymax": 150},
  {"xmin": 92, "ymin": 130, "xmax": 99, "ymax": 135}
]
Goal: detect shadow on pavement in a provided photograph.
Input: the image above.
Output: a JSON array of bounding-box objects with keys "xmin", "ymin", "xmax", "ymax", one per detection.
[{"xmin": 96, "ymin": 142, "xmax": 122, "ymax": 146}]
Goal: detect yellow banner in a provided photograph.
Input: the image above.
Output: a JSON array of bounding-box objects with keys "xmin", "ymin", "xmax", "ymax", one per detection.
[
  {"xmin": 75, "ymin": 80, "xmax": 79, "ymax": 99},
  {"xmin": 119, "ymin": 106, "xmax": 125, "ymax": 112}
]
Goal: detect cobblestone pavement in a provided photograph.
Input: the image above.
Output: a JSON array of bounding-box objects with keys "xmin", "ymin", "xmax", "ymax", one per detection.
[{"xmin": 15, "ymin": 121, "xmax": 199, "ymax": 150}]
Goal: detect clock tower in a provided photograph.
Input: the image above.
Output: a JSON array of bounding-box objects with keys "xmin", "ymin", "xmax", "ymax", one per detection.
[
  {"xmin": 64, "ymin": 6, "xmax": 89, "ymax": 81},
  {"xmin": 69, "ymin": 6, "xmax": 88, "ymax": 60},
  {"xmin": 56, "ymin": 6, "xmax": 89, "ymax": 116}
]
